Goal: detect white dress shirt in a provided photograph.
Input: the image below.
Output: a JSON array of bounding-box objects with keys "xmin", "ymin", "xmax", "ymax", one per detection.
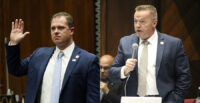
[
  {"xmin": 40, "ymin": 42, "xmax": 75, "ymax": 103},
  {"xmin": 121, "ymin": 30, "xmax": 159, "ymax": 95}
]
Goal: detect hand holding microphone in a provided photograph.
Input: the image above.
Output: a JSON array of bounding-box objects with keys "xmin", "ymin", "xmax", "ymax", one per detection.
[
  {"xmin": 124, "ymin": 43, "xmax": 138, "ymax": 96},
  {"xmin": 124, "ymin": 59, "xmax": 137, "ymax": 76},
  {"xmin": 124, "ymin": 43, "xmax": 138, "ymax": 76}
]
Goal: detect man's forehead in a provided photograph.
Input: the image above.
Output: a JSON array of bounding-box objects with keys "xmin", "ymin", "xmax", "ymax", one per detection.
[
  {"xmin": 51, "ymin": 17, "xmax": 67, "ymax": 25},
  {"xmin": 134, "ymin": 11, "xmax": 151, "ymax": 19},
  {"xmin": 51, "ymin": 16, "xmax": 67, "ymax": 23},
  {"xmin": 135, "ymin": 9, "xmax": 151, "ymax": 13},
  {"xmin": 134, "ymin": 15, "xmax": 148, "ymax": 20}
]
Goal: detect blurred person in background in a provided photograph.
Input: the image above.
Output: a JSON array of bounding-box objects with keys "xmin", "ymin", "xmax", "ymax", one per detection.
[{"xmin": 100, "ymin": 55, "xmax": 123, "ymax": 103}]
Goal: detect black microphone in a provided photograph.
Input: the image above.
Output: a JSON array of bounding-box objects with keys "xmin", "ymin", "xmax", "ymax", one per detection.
[{"xmin": 124, "ymin": 43, "xmax": 138, "ymax": 96}]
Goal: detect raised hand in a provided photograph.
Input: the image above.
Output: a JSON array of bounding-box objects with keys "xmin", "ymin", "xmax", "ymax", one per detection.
[{"xmin": 10, "ymin": 19, "xmax": 30, "ymax": 45}]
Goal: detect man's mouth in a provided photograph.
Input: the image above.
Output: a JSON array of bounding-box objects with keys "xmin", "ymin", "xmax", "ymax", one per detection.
[
  {"xmin": 54, "ymin": 36, "xmax": 60, "ymax": 40},
  {"xmin": 136, "ymin": 30, "xmax": 142, "ymax": 32}
]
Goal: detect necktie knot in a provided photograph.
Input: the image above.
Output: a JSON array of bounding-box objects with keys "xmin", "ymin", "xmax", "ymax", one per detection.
[
  {"xmin": 58, "ymin": 51, "xmax": 64, "ymax": 59},
  {"xmin": 142, "ymin": 40, "xmax": 149, "ymax": 45}
]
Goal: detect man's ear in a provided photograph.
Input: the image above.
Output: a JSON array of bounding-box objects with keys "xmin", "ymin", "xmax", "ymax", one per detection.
[
  {"xmin": 70, "ymin": 27, "xmax": 75, "ymax": 35},
  {"xmin": 153, "ymin": 20, "xmax": 158, "ymax": 28},
  {"xmin": 70, "ymin": 27, "xmax": 75, "ymax": 31}
]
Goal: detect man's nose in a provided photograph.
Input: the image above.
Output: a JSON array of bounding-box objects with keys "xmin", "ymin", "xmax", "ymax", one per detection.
[
  {"xmin": 100, "ymin": 68, "xmax": 104, "ymax": 72},
  {"xmin": 136, "ymin": 22, "xmax": 141, "ymax": 28},
  {"xmin": 54, "ymin": 28, "xmax": 59, "ymax": 32}
]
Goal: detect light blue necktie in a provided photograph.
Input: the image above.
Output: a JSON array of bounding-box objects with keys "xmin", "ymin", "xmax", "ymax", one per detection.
[{"xmin": 50, "ymin": 51, "xmax": 64, "ymax": 103}]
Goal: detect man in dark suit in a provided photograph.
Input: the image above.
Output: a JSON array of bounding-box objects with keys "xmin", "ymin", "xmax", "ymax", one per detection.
[
  {"xmin": 109, "ymin": 5, "xmax": 191, "ymax": 103},
  {"xmin": 6, "ymin": 12, "xmax": 99, "ymax": 103},
  {"xmin": 100, "ymin": 55, "xmax": 123, "ymax": 103}
]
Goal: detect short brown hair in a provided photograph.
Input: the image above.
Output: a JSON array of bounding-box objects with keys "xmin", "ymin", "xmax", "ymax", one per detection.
[
  {"xmin": 51, "ymin": 12, "xmax": 74, "ymax": 28},
  {"xmin": 135, "ymin": 5, "xmax": 157, "ymax": 20}
]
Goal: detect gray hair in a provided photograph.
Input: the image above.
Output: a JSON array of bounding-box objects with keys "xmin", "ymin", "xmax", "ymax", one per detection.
[{"xmin": 135, "ymin": 5, "xmax": 158, "ymax": 20}]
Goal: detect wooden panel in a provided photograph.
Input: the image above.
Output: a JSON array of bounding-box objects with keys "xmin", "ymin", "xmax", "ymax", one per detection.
[
  {"xmin": 0, "ymin": 0, "xmax": 95, "ymax": 94},
  {"xmin": 0, "ymin": 0, "xmax": 7, "ymax": 94}
]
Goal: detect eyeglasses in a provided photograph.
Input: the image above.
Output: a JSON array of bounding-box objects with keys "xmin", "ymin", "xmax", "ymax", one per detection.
[{"xmin": 100, "ymin": 66, "xmax": 110, "ymax": 70}]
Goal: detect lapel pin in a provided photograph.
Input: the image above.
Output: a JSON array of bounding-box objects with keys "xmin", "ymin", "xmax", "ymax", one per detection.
[
  {"xmin": 75, "ymin": 55, "xmax": 79, "ymax": 59},
  {"xmin": 72, "ymin": 59, "xmax": 76, "ymax": 62},
  {"xmin": 160, "ymin": 41, "xmax": 164, "ymax": 45}
]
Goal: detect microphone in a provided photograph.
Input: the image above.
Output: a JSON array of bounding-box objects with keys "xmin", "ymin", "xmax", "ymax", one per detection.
[
  {"xmin": 124, "ymin": 43, "xmax": 138, "ymax": 96},
  {"xmin": 131, "ymin": 43, "xmax": 138, "ymax": 59}
]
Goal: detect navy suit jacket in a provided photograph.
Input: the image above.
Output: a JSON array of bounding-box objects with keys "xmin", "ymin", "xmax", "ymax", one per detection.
[
  {"xmin": 6, "ymin": 44, "xmax": 100, "ymax": 103},
  {"xmin": 109, "ymin": 32, "xmax": 191, "ymax": 103}
]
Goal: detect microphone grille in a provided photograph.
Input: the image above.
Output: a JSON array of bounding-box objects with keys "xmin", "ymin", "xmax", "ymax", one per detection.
[{"xmin": 132, "ymin": 43, "xmax": 138, "ymax": 48}]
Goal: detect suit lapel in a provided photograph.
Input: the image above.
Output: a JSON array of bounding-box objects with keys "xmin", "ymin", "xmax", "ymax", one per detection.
[
  {"xmin": 36, "ymin": 47, "xmax": 55, "ymax": 89},
  {"xmin": 156, "ymin": 32, "xmax": 165, "ymax": 77},
  {"xmin": 61, "ymin": 45, "xmax": 81, "ymax": 92}
]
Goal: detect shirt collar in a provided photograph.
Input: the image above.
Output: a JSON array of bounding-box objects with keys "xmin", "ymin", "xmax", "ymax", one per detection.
[
  {"xmin": 139, "ymin": 30, "xmax": 158, "ymax": 45},
  {"xmin": 54, "ymin": 42, "xmax": 75, "ymax": 58}
]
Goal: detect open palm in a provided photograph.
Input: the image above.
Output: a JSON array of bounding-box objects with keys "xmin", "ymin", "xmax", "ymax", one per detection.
[{"xmin": 10, "ymin": 19, "xmax": 29, "ymax": 45}]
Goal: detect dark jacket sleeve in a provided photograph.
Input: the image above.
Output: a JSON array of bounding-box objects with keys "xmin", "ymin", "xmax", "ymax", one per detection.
[
  {"xmin": 87, "ymin": 56, "xmax": 100, "ymax": 103},
  {"xmin": 6, "ymin": 44, "xmax": 29, "ymax": 76},
  {"xmin": 109, "ymin": 38, "xmax": 126, "ymax": 83},
  {"xmin": 163, "ymin": 40, "xmax": 191, "ymax": 103}
]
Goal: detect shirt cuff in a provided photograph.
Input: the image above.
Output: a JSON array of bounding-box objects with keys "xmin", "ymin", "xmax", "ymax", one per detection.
[
  {"xmin": 8, "ymin": 41, "xmax": 18, "ymax": 46},
  {"xmin": 120, "ymin": 66, "xmax": 128, "ymax": 79}
]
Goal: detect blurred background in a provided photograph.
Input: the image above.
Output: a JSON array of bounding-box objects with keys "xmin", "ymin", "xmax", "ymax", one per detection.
[{"xmin": 0, "ymin": 0, "xmax": 199, "ymax": 102}]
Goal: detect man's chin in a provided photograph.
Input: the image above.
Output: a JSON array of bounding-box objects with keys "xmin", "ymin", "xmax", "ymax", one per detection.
[
  {"xmin": 54, "ymin": 42, "xmax": 64, "ymax": 47},
  {"xmin": 136, "ymin": 34, "xmax": 148, "ymax": 40},
  {"xmin": 136, "ymin": 33, "xmax": 142, "ymax": 37}
]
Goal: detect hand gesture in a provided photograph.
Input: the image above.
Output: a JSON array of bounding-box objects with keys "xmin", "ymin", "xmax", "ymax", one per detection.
[
  {"xmin": 10, "ymin": 19, "xmax": 30, "ymax": 45},
  {"xmin": 100, "ymin": 81, "xmax": 109, "ymax": 94},
  {"xmin": 124, "ymin": 58, "xmax": 137, "ymax": 76}
]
